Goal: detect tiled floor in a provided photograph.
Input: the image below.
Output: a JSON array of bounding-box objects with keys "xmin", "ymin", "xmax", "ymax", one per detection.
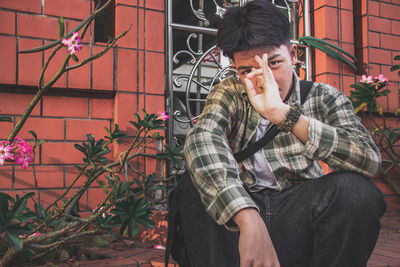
[
  {"xmin": 38, "ymin": 214, "xmax": 399, "ymax": 267},
  {"xmin": 368, "ymin": 214, "xmax": 400, "ymax": 267}
]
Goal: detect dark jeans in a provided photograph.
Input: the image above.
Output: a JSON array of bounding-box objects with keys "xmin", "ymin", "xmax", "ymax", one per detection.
[{"xmin": 177, "ymin": 172, "xmax": 387, "ymax": 267}]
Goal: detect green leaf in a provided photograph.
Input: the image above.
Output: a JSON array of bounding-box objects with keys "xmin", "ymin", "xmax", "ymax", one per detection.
[
  {"xmin": 5, "ymin": 231, "xmax": 24, "ymax": 251},
  {"xmin": 394, "ymin": 55, "xmax": 400, "ymax": 60},
  {"xmin": 89, "ymin": 235, "xmax": 109, "ymax": 247},
  {"xmin": 299, "ymin": 36, "xmax": 357, "ymax": 62},
  {"xmin": 299, "ymin": 37, "xmax": 357, "ymax": 72},
  {"xmin": 390, "ymin": 65, "xmax": 400, "ymax": 72},
  {"xmin": 97, "ymin": 180, "xmax": 109, "ymax": 194},
  {"xmin": 0, "ymin": 116, "xmax": 12, "ymax": 122},
  {"xmin": 137, "ymin": 217, "xmax": 155, "ymax": 229},
  {"xmin": 28, "ymin": 130, "xmax": 38, "ymax": 142},
  {"xmin": 58, "ymin": 17, "xmax": 65, "ymax": 38},
  {"xmin": 71, "ymin": 54, "xmax": 79, "ymax": 62}
]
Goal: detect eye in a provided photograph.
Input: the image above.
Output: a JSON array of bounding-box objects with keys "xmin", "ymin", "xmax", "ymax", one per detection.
[
  {"xmin": 240, "ymin": 69, "xmax": 251, "ymax": 75},
  {"xmin": 269, "ymin": 60, "xmax": 281, "ymax": 67}
]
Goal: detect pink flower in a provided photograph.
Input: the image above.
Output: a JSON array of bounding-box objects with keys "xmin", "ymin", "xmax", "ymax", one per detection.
[
  {"xmin": 0, "ymin": 144, "xmax": 14, "ymax": 165},
  {"xmin": 15, "ymin": 150, "xmax": 33, "ymax": 169},
  {"xmin": 153, "ymin": 244, "xmax": 166, "ymax": 250},
  {"xmin": 19, "ymin": 232, "xmax": 42, "ymax": 239},
  {"xmin": 62, "ymin": 32, "xmax": 83, "ymax": 55},
  {"xmin": 374, "ymin": 74, "xmax": 390, "ymax": 85},
  {"xmin": 157, "ymin": 111, "xmax": 169, "ymax": 121},
  {"xmin": 360, "ymin": 75, "xmax": 373, "ymax": 84}
]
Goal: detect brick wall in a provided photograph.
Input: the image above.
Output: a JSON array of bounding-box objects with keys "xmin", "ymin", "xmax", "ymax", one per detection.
[
  {"xmin": 0, "ymin": 0, "xmax": 165, "ymax": 211},
  {"xmin": 305, "ymin": 0, "xmax": 400, "ymax": 213}
]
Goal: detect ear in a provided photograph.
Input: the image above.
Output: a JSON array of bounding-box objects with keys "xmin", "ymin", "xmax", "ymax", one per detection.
[{"xmin": 290, "ymin": 44, "xmax": 298, "ymax": 65}]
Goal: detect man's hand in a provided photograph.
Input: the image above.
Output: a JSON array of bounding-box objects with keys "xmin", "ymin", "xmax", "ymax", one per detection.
[
  {"xmin": 233, "ymin": 208, "xmax": 280, "ymax": 267},
  {"xmin": 243, "ymin": 54, "xmax": 289, "ymax": 125}
]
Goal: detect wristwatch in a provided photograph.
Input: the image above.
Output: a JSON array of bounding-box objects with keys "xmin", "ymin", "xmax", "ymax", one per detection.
[{"xmin": 277, "ymin": 103, "xmax": 304, "ymax": 133}]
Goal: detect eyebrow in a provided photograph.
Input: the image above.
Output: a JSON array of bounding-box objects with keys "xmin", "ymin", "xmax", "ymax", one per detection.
[{"xmin": 236, "ymin": 53, "xmax": 282, "ymax": 71}]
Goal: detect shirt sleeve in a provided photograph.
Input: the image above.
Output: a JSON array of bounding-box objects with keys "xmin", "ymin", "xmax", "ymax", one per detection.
[
  {"xmin": 183, "ymin": 82, "xmax": 259, "ymax": 229},
  {"xmin": 303, "ymin": 83, "xmax": 381, "ymax": 177}
]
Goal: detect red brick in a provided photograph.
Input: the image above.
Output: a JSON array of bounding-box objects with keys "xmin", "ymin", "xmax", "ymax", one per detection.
[
  {"xmin": 66, "ymin": 19, "xmax": 93, "ymax": 43},
  {"xmin": 314, "ymin": 6, "xmax": 338, "ymax": 40},
  {"xmin": 138, "ymin": 51, "xmax": 145, "ymax": 91},
  {"xmin": 145, "ymin": 95, "xmax": 165, "ymax": 115},
  {"xmin": 66, "ymin": 119, "xmax": 109, "ymax": 140},
  {"xmin": 367, "ymin": 63, "xmax": 381, "ymax": 75},
  {"xmin": 44, "ymin": 0, "xmax": 91, "ymax": 20},
  {"xmin": 65, "ymin": 165, "xmax": 87, "ymax": 188},
  {"xmin": 0, "ymin": 93, "xmax": 41, "ymax": 116},
  {"xmin": 369, "ymin": 16, "xmax": 391, "ymax": 34},
  {"xmin": 0, "ymin": 166, "xmax": 13, "ymax": 189},
  {"xmin": 19, "ymin": 117, "xmax": 64, "ymax": 140},
  {"xmin": 340, "ymin": 10, "xmax": 354, "ymax": 43},
  {"xmin": 368, "ymin": 31, "xmax": 380, "ymax": 48},
  {"xmin": 367, "ymin": 0, "xmax": 380, "ymax": 17},
  {"xmin": 88, "ymin": 188, "xmax": 107, "ymax": 210},
  {"xmin": 117, "ymin": 48, "xmax": 137, "ymax": 92},
  {"xmin": 116, "ymin": 0, "xmax": 138, "ymax": 6},
  {"xmin": 342, "ymin": 75, "xmax": 356, "ymax": 96},
  {"xmin": 380, "ymin": 34, "xmax": 400, "ymax": 51},
  {"xmin": 17, "ymin": 13, "xmax": 59, "ymax": 40},
  {"xmin": 0, "ymin": 10, "xmax": 15, "ymax": 35},
  {"xmin": 41, "ymin": 142, "xmax": 83, "ymax": 164},
  {"xmin": 145, "ymin": 11, "xmax": 164, "ymax": 52},
  {"xmin": 0, "ymin": 120, "xmax": 13, "ymax": 140},
  {"xmin": 115, "ymin": 5, "xmax": 137, "ymax": 49},
  {"xmin": 369, "ymin": 48, "xmax": 392, "ymax": 65},
  {"xmin": 146, "ymin": 1, "xmax": 164, "ymax": 11},
  {"xmin": 92, "ymin": 45, "xmax": 114, "ymax": 90},
  {"xmin": 376, "ymin": 93, "xmax": 388, "ymax": 113},
  {"xmin": 381, "ymin": 65, "xmax": 400, "ymax": 83},
  {"xmin": 18, "ymin": 38, "xmax": 42, "ymax": 86},
  {"xmin": 393, "ymin": 20, "xmax": 400, "ymax": 36},
  {"xmin": 380, "ymin": 2, "xmax": 400, "ymax": 20},
  {"xmin": 0, "ymin": 36, "xmax": 16, "ymax": 84},
  {"xmin": 0, "ymin": 0, "xmax": 41, "ymax": 13},
  {"xmin": 90, "ymin": 98, "xmax": 114, "ymax": 119},
  {"xmin": 15, "ymin": 165, "xmax": 64, "ymax": 189},
  {"xmin": 42, "ymin": 96, "xmax": 88, "ymax": 118},
  {"xmin": 44, "ymin": 41, "xmax": 68, "ymax": 88},
  {"xmin": 68, "ymin": 44, "xmax": 91, "ymax": 89},
  {"xmin": 340, "ymin": 43, "xmax": 356, "ymax": 75},
  {"xmin": 315, "ymin": 73, "xmax": 340, "ymax": 89},
  {"xmin": 145, "ymin": 52, "xmax": 164, "ymax": 94},
  {"xmin": 314, "ymin": 49, "xmax": 339, "ymax": 75},
  {"xmin": 114, "ymin": 92, "xmax": 138, "ymax": 136},
  {"xmin": 313, "ymin": 0, "xmax": 338, "ymax": 10},
  {"xmin": 341, "ymin": 0, "xmax": 353, "ymax": 10},
  {"xmin": 39, "ymin": 189, "xmax": 88, "ymax": 210},
  {"xmin": 138, "ymin": 8, "xmax": 145, "ymax": 50}
]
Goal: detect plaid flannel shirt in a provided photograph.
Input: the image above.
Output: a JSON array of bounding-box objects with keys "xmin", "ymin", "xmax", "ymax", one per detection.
[{"xmin": 183, "ymin": 73, "xmax": 381, "ymax": 228}]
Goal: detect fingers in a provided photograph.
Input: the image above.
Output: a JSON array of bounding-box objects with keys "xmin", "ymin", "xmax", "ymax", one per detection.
[{"xmin": 254, "ymin": 54, "xmax": 274, "ymax": 83}]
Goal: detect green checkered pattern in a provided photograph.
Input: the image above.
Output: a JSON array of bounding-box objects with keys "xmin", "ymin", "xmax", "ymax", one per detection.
[{"xmin": 183, "ymin": 73, "xmax": 381, "ymax": 228}]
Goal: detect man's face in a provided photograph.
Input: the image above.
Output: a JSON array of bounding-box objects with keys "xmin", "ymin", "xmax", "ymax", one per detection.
[{"xmin": 232, "ymin": 44, "xmax": 297, "ymax": 101}]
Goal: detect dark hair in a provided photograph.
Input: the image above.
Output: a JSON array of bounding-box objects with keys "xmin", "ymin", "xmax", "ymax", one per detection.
[{"xmin": 217, "ymin": 0, "xmax": 290, "ymax": 60}]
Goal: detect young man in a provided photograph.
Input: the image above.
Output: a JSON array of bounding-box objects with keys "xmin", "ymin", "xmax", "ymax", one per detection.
[{"xmin": 182, "ymin": 1, "xmax": 386, "ymax": 266}]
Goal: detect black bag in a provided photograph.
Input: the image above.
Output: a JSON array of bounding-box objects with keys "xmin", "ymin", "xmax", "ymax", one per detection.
[{"xmin": 165, "ymin": 81, "xmax": 314, "ymax": 267}]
